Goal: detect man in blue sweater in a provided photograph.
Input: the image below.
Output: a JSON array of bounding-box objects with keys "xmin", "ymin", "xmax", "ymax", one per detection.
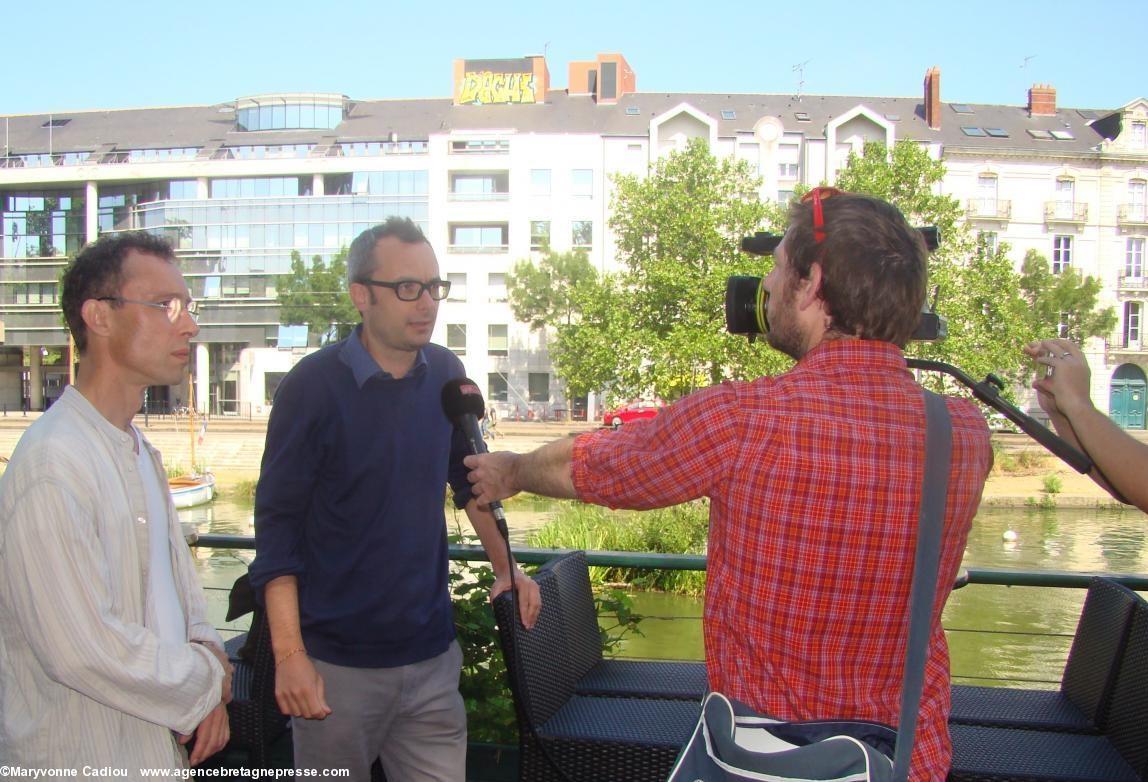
[{"xmin": 250, "ymin": 217, "xmax": 541, "ymax": 781}]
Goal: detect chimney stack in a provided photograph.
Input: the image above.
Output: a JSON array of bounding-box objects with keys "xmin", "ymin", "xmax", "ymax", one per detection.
[
  {"xmin": 568, "ymin": 53, "xmax": 635, "ymax": 104},
  {"xmin": 1028, "ymin": 84, "xmax": 1057, "ymax": 117},
  {"xmin": 924, "ymin": 66, "xmax": 941, "ymax": 130}
]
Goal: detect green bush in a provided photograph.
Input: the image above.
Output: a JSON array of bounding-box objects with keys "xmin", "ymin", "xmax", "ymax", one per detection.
[{"xmin": 1041, "ymin": 474, "xmax": 1062, "ymax": 495}]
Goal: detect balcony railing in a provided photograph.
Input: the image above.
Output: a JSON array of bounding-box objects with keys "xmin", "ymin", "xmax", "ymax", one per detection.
[
  {"xmin": 447, "ymin": 192, "xmax": 510, "ymax": 202},
  {"xmin": 447, "ymin": 244, "xmax": 509, "ymax": 254},
  {"xmin": 0, "ymin": 152, "xmax": 91, "ymax": 168},
  {"xmin": 966, "ymin": 198, "xmax": 1011, "ymax": 221},
  {"xmin": 1044, "ymin": 201, "xmax": 1088, "ymax": 224},
  {"xmin": 450, "ymin": 141, "xmax": 510, "ymax": 154},
  {"xmin": 1118, "ymin": 204, "xmax": 1148, "ymax": 226},
  {"xmin": 1107, "ymin": 338, "xmax": 1146, "ymax": 357},
  {"xmin": 1117, "ymin": 274, "xmax": 1148, "ymax": 292}
]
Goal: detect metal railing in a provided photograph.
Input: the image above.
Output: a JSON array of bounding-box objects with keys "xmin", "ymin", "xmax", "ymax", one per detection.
[
  {"xmin": 1118, "ymin": 204, "xmax": 1148, "ymax": 225},
  {"xmin": 1044, "ymin": 201, "xmax": 1088, "ymax": 223},
  {"xmin": 196, "ymin": 535, "xmax": 1148, "ymax": 590},
  {"xmin": 193, "ymin": 534, "xmax": 1147, "ymax": 688},
  {"xmin": 965, "ymin": 198, "xmax": 1011, "ymax": 221}
]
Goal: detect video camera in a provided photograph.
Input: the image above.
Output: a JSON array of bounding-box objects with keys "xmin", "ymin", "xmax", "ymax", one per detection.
[
  {"xmin": 726, "ymin": 227, "xmax": 1100, "ymax": 480},
  {"xmin": 725, "ymin": 226, "xmax": 945, "ymax": 342}
]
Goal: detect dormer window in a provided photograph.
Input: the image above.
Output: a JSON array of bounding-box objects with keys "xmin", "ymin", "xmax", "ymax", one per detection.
[
  {"xmin": 1132, "ymin": 121, "xmax": 1147, "ymax": 148},
  {"xmin": 235, "ymin": 94, "xmax": 345, "ymax": 132}
]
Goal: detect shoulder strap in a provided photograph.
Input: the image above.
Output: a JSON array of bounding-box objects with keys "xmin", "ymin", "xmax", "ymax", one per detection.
[{"xmin": 891, "ymin": 389, "xmax": 952, "ymax": 782}]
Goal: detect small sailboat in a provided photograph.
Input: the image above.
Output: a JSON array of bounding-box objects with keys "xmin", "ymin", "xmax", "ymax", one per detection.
[
  {"xmin": 168, "ymin": 373, "xmax": 214, "ymax": 509},
  {"xmin": 169, "ymin": 473, "xmax": 216, "ymax": 509}
]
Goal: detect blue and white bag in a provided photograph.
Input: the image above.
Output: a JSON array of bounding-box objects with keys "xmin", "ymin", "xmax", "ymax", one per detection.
[{"xmin": 667, "ymin": 692, "xmax": 898, "ymax": 782}]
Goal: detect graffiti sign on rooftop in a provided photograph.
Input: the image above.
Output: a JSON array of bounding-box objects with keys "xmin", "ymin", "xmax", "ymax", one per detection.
[
  {"xmin": 456, "ymin": 58, "xmax": 544, "ymax": 105},
  {"xmin": 458, "ymin": 72, "xmax": 536, "ymax": 105}
]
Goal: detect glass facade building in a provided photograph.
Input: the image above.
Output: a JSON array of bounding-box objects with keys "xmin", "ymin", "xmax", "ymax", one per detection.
[{"xmin": 4, "ymin": 65, "xmax": 1140, "ymax": 422}]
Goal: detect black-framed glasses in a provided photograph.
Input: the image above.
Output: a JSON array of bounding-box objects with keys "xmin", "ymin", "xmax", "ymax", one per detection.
[
  {"xmin": 359, "ymin": 278, "xmax": 451, "ymax": 302},
  {"xmin": 96, "ymin": 296, "xmax": 200, "ymax": 322}
]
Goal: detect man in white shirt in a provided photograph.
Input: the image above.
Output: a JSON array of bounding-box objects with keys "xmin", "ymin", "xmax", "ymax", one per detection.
[{"xmin": 0, "ymin": 232, "xmax": 232, "ymax": 774}]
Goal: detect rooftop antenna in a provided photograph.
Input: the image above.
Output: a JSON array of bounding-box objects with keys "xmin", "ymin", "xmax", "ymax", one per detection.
[
  {"xmin": 1021, "ymin": 54, "xmax": 1036, "ymax": 69},
  {"xmin": 792, "ymin": 60, "xmax": 810, "ymax": 100}
]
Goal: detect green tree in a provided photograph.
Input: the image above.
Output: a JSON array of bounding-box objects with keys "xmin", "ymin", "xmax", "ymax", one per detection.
[
  {"xmin": 835, "ymin": 141, "xmax": 1031, "ymax": 390},
  {"xmin": 276, "ymin": 248, "xmax": 358, "ymax": 344},
  {"xmin": 507, "ymin": 249, "xmax": 596, "ymax": 329},
  {"xmin": 508, "ymin": 139, "xmax": 787, "ymax": 403},
  {"xmin": 1020, "ymin": 249, "xmax": 1116, "ymax": 345},
  {"xmin": 595, "ymin": 138, "xmax": 786, "ymax": 401},
  {"xmin": 507, "ymin": 249, "xmax": 599, "ymax": 414},
  {"xmin": 550, "ymin": 275, "xmax": 641, "ymax": 399}
]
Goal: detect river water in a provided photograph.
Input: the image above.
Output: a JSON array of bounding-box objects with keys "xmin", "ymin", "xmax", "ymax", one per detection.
[{"xmin": 185, "ymin": 499, "xmax": 1147, "ymax": 687}]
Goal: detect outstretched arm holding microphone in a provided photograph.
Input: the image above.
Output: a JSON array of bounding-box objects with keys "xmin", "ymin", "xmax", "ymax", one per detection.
[{"xmin": 1025, "ymin": 338, "xmax": 1148, "ymax": 511}]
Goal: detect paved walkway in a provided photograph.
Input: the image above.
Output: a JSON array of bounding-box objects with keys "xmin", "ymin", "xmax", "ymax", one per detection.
[{"xmin": 0, "ymin": 412, "xmax": 1133, "ymax": 509}]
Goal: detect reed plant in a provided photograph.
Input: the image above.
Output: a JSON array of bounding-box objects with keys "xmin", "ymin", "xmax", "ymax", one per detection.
[
  {"xmin": 990, "ymin": 442, "xmax": 1048, "ymax": 475},
  {"xmin": 225, "ymin": 478, "xmax": 258, "ymax": 502},
  {"xmin": 527, "ymin": 500, "xmax": 709, "ymax": 595}
]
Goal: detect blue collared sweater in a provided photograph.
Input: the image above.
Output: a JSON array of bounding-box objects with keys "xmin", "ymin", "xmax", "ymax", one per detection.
[{"xmin": 249, "ymin": 331, "xmax": 472, "ymax": 668}]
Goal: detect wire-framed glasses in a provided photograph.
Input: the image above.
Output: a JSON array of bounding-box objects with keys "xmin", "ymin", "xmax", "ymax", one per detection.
[
  {"xmin": 96, "ymin": 296, "xmax": 200, "ymax": 322},
  {"xmin": 359, "ymin": 278, "xmax": 451, "ymax": 301}
]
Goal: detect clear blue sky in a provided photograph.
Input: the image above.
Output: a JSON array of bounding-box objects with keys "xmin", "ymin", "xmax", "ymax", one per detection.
[{"xmin": 6, "ymin": 0, "xmax": 1144, "ymax": 115}]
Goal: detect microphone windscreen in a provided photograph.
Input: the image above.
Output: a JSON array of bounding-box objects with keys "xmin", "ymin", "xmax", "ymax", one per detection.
[{"xmin": 441, "ymin": 377, "xmax": 486, "ymax": 424}]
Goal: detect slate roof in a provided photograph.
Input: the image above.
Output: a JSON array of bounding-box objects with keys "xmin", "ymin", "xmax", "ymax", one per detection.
[{"xmin": 0, "ymin": 90, "xmax": 1121, "ymax": 158}]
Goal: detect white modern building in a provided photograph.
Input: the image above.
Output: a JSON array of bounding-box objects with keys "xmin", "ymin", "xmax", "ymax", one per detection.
[{"xmin": 2, "ymin": 55, "xmax": 1145, "ymax": 425}]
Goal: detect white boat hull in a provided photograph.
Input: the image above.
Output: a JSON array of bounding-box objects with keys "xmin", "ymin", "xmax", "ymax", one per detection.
[{"xmin": 169, "ymin": 474, "xmax": 215, "ymax": 509}]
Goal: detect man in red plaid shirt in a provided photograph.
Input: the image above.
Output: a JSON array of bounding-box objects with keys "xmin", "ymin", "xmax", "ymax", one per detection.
[{"xmin": 466, "ymin": 191, "xmax": 993, "ymax": 781}]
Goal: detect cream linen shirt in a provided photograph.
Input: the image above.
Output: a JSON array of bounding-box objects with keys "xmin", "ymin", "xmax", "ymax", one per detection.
[{"xmin": 0, "ymin": 386, "xmax": 225, "ymax": 773}]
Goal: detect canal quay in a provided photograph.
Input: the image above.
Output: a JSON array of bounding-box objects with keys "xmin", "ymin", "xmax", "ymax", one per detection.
[
  {"xmin": 0, "ymin": 409, "xmax": 1140, "ymax": 507},
  {"xmin": 0, "ymin": 411, "xmax": 588, "ymax": 481}
]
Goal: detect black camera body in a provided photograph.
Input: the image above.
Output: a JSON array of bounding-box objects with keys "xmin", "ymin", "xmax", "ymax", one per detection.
[{"xmin": 725, "ymin": 227, "xmax": 946, "ymax": 342}]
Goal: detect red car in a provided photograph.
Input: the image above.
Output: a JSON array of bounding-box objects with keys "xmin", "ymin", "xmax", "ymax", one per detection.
[{"xmin": 602, "ymin": 402, "xmax": 661, "ymax": 429}]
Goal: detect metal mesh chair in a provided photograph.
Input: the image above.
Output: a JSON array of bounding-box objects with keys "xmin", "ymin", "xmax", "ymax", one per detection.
[
  {"xmin": 1101, "ymin": 599, "xmax": 1148, "ymax": 778},
  {"xmin": 222, "ymin": 574, "xmax": 290, "ymax": 766},
  {"xmin": 948, "ymin": 594, "xmax": 1148, "ymax": 782},
  {"xmin": 950, "ymin": 577, "xmax": 1139, "ymax": 733},
  {"xmin": 544, "ymin": 550, "xmax": 708, "ymax": 701},
  {"xmin": 492, "ymin": 553, "xmax": 699, "ymax": 782}
]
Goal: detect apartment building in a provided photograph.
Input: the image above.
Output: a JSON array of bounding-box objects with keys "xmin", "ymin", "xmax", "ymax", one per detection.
[{"xmin": 2, "ymin": 55, "xmax": 1144, "ymax": 425}]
